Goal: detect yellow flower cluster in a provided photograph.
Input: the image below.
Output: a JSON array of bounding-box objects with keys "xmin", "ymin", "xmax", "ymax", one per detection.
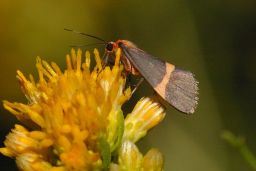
[{"xmin": 1, "ymin": 48, "xmax": 165, "ymax": 171}]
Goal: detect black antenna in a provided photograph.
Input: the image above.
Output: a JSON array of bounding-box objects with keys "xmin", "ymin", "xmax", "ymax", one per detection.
[
  {"xmin": 68, "ymin": 42, "xmax": 106, "ymax": 48},
  {"xmin": 64, "ymin": 28, "xmax": 107, "ymax": 43}
]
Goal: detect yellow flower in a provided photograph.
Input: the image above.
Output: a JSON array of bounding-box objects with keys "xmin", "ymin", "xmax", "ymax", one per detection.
[
  {"xmin": 1, "ymin": 48, "xmax": 165, "ymax": 171},
  {"xmin": 143, "ymin": 149, "xmax": 164, "ymax": 171},
  {"xmin": 123, "ymin": 97, "xmax": 166, "ymax": 143},
  {"xmin": 118, "ymin": 140, "xmax": 143, "ymax": 171}
]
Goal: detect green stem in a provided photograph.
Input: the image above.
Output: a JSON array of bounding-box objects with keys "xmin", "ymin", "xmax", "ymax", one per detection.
[{"xmin": 222, "ymin": 130, "xmax": 256, "ymax": 170}]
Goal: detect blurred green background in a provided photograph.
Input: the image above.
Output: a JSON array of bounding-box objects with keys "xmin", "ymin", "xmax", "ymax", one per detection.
[{"xmin": 0, "ymin": 0, "xmax": 256, "ymax": 170}]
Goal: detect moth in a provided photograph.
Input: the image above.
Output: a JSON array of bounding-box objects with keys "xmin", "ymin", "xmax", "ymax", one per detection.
[{"xmin": 65, "ymin": 29, "xmax": 199, "ymax": 114}]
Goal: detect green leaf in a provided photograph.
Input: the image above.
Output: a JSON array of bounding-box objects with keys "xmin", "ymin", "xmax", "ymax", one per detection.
[
  {"xmin": 99, "ymin": 137, "xmax": 111, "ymax": 170},
  {"xmin": 110, "ymin": 109, "xmax": 124, "ymax": 152}
]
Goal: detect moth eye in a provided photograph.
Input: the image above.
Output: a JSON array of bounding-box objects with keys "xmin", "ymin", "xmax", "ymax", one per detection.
[{"xmin": 106, "ymin": 43, "xmax": 114, "ymax": 51}]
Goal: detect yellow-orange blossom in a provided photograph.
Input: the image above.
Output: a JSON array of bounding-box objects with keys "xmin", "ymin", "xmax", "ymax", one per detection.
[{"xmin": 1, "ymin": 48, "xmax": 165, "ymax": 171}]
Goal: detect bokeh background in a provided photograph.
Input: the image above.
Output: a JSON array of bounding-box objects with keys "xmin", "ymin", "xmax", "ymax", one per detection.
[{"xmin": 0, "ymin": 0, "xmax": 256, "ymax": 170}]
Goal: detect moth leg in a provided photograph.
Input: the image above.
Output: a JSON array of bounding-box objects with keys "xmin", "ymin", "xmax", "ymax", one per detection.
[
  {"xmin": 131, "ymin": 77, "xmax": 144, "ymax": 95},
  {"xmin": 97, "ymin": 53, "xmax": 110, "ymax": 76},
  {"xmin": 126, "ymin": 73, "xmax": 132, "ymax": 86},
  {"xmin": 102, "ymin": 52, "xmax": 109, "ymax": 69}
]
